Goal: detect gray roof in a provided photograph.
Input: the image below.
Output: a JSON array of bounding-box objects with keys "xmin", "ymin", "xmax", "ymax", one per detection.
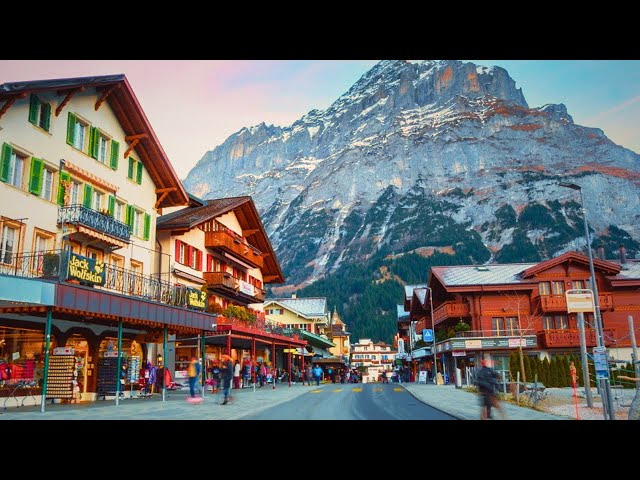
[
  {"xmin": 433, "ymin": 264, "xmax": 537, "ymax": 287},
  {"xmin": 397, "ymin": 304, "xmax": 409, "ymax": 321},
  {"xmin": 609, "ymin": 261, "xmax": 640, "ymax": 280},
  {"xmin": 404, "ymin": 284, "xmax": 427, "ymax": 299},
  {"xmin": 267, "ymin": 297, "xmax": 327, "ymax": 317},
  {"xmin": 414, "ymin": 288, "xmax": 427, "ymax": 305}
]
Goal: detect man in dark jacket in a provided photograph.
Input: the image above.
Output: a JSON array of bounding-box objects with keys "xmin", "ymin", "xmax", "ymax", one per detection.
[
  {"xmin": 220, "ymin": 354, "xmax": 233, "ymax": 405},
  {"xmin": 475, "ymin": 357, "xmax": 505, "ymax": 420}
]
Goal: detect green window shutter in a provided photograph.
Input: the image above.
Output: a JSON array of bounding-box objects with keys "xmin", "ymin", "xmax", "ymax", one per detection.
[
  {"xmin": 108, "ymin": 195, "xmax": 116, "ymax": 216},
  {"xmin": 136, "ymin": 160, "xmax": 143, "ymax": 185},
  {"xmin": 88, "ymin": 127, "xmax": 95, "ymax": 158},
  {"xmin": 92, "ymin": 127, "xmax": 101, "ymax": 159},
  {"xmin": 125, "ymin": 205, "xmax": 134, "ymax": 230},
  {"xmin": 66, "ymin": 112, "xmax": 76, "ymax": 145},
  {"xmin": 1, "ymin": 143, "xmax": 13, "ymax": 183},
  {"xmin": 28, "ymin": 158, "xmax": 44, "ymax": 195},
  {"xmin": 82, "ymin": 184, "xmax": 93, "ymax": 209},
  {"xmin": 28, "ymin": 94, "xmax": 39, "ymax": 125},
  {"xmin": 57, "ymin": 172, "xmax": 71, "ymax": 205},
  {"xmin": 128, "ymin": 157, "xmax": 134, "ymax": 179},
  {"xmin": 42, "ymin": 103, "xmax": 51, "ymax": 132},
  {"xmin": 143, "ymin": 213, "xmax": 151, "ymax": 241},
  {"xmin": 110, "ymin": 140, "xmax": 119, "ymax": 170}
]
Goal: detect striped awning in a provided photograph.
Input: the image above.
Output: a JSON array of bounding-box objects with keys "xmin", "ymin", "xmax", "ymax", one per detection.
[
  {"xmin": 75, "ymin": 225, "xmax": 128, "ymax": 248},
  {"xmin": 64, "ymin": 160, "xmax": 118, "ymax": 193}
]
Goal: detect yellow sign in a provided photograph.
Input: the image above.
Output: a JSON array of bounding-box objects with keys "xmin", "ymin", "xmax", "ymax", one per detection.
[
  {"xmin": 187, "ymin": 288, "xmax": 207, "ymax": 310},
  {"xmin": 566, "ymin": 292, "xmax": 595, "ymax": 313},
  {"xmin": 67, "ymin": 252, "xmax": 105, "ymax": 286}
]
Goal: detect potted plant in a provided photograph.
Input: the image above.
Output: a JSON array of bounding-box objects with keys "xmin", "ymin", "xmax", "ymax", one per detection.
[{"xmin": 42, "ymin": 252, "xmax": 60, "ymax": 277}]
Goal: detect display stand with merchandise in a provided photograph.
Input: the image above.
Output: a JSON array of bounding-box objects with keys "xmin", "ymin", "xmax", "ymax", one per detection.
[
  {"xmin": 127, "ymin": 356, "xmax": 140, "ymax": 398},
  {"xmin": 96, "ymin": 352, "xmax": 126, "ymax": 401},
  {"xmin": 45, "ymin": 352, "xmax": 75, "ymax": 404}
]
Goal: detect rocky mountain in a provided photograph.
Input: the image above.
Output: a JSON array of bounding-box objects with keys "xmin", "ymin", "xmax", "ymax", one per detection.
[{"xmin": 184, "ymin": 60, "xmax": 640, "ymax": 341}]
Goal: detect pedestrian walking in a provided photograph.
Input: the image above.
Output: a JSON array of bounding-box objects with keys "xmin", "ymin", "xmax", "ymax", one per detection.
[
  {"xmin": 305, "ymin": 364, "xmax": 313, "ymax": 386},
  {"xmin": 187, "ymin": 356, "xmax": 201, "ymax": 400},
  {"xmin": 475, "ymin": 357, "xmax": 506, "ymax": 420},
  {"xmin": 312, "ymin": 364, "xmax": 322, "ymax": 386},
  {"xmin": 220, "ymin": 354, "xmax": 233, "ymax": 405}
]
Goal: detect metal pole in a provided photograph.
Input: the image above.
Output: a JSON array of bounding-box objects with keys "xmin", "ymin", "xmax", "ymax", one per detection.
[
  {"xmin": 579, "ymin": 188, "xmax": 615, "ymax": 420},
  {"xmin": 115, "ymin": 317, "xmax": 123, "ymax": 406},
  {"xmin": 629, "ymin": 315, "xmax": 640, "ymax": 389},
  {"xmin": 577, "ymin": 312, "xmax": 594, "ymax": 407},
  {"xmin": 428, "ymin": 287, "xmax": 438, "ymax": 382},
  {"xmin": 40, "ymin": 306, "xmax": 53, "ymax": 413},
  {"xmin": 162, "ymin": 326, "xmax": 167, "ymax": 402},
  {"xmin": 201, "ymin": 331, "xmax": 206, "ymax": 398},
  {"xmin": 288, "ymin": 345, "xmax": 292, "ymax": 387}
]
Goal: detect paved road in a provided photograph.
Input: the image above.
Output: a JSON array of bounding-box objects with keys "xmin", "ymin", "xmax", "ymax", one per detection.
[{"xmin": 241, "ymin": 382, "xmax": 455, "ymax": 420}]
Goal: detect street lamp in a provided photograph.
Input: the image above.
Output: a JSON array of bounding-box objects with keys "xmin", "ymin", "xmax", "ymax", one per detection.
[
  {"xmin": 559, "ymin": 181, "xmax": 615, "ymax": 420},
  {"xmin": 424, "ymin": 286, "xmax": 438, "ymax": 383}
]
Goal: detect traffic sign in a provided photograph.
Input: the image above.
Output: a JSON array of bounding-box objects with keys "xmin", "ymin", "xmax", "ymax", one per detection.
[
  {"xmin": 593, "ymin": 347, "xmax": 610, "ymax": 380},
  {"xmin": 565, "ymin": 289, "xmax": 595, "ymax": 313},
  {"xmin": 422, "ymin": 329, "xmax": 433, "ymax": 342}
]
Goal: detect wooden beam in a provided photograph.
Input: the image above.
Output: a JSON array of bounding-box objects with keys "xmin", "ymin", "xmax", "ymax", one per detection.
[
  {"xmin": 125, "ymin": 133, "xmax": 148, "ymax": 142},
  {"xmin": 55, "ymin": 87, "xmax": 85, "ymax": 117},
  {"xmin": 154, "ymin": 190, "xmax": 171, "ymax": 209},
  {"xmin": 156, "ymin": 187, "xmax": 177, "ymax": 193},
  {"xmin": 124, "ymin": 138, "xmax": 141, "ymax": 158},
  {"xmin": 263, "ymin": 275, "xmax": 279, "ymax": 282},
  {"xmin": 94, "ymin": 84, "xmax": 120, "ymax": 111},
  {"xmin": 242, "ymin": 229, "xmax": 259, "ymax": 235},
  {"xmin": 0, "ymin": 93, "xmax": 26, "ymax": 120}
]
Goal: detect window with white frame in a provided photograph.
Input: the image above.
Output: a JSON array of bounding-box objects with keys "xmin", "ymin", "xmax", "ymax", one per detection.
[
  {"xmin": 40, "ymin": 168, "xmax": 54, "ymax": 201},
  {"xmin": 73, "ymin": 120, "xmax": 87, "ymax": 151},
  {"xmin": 114, "ymin": 201, "xmax": 124, "ymax": 223},
  {"xmin": 133, "ymin": 209, "xmax": 143, "ymax": 237},
  {"xmin": 70, "ymin": 181, "xmax": 81, "ymax": 205},
  {"xmin": 93, "ymin": 190, "xmax": 104, "ymax": 211},
  {"xmin": 7, "ymin": 151, "xmax": 25, "ymax": 188},
  {"xmin": 98, "ymin": 134, "xmax": 109, "ymax": 164},
  {"xmin": 1, "ymin": 225, "xmax": 17, "ymax": 264}
]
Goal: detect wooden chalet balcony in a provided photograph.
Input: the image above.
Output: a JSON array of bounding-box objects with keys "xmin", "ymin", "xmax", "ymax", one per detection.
[
  {"xmin": 539, "ymin": 293, "xmax": 614, "ymax": 312},
  {"xmin": 538, "ymin": 328, "xmax": 616, "ymax": 348},
  {"xmin": 433, "ymin": 301, "xmax": 470, "ymax": 324},
  {"xmin": 203, "ymin": 271, "xmax": 265, "ymax": 302},
  {"xmin": 204, "ymin": 230, "xmax": 263, "ymax": 269}
]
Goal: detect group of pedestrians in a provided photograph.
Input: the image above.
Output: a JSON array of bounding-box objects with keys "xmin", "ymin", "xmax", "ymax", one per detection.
[{"xmin": 188, "ymin": 355, "xmax": 233, "ymax": 405}]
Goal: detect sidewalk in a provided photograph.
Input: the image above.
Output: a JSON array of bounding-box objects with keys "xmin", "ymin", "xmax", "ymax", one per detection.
[
  {"xmin": 0, "ymin": 382, "xmax": 317, "ymax": 420},
  {"xmin": 401, "ymin": 383, "xmax": 564, "ymax": 420}
]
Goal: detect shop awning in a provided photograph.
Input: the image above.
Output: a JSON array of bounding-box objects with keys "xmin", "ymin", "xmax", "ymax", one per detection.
[{"xmin": 310, "ymin": 346, "xmax": 333, "ymax": 358}]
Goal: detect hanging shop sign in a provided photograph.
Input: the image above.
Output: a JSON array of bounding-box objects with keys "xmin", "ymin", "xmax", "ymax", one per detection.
[
  {"xmin": 397, "ymin": 338, "xmax": 405, "ymax": 355},
  {"xmin": 187, "ymin": 288, "xmax": 207, "ymax": 310},
  {"xmin": 239, "ymin": 280, "xmax": 255, "ymax": 297},
  {"xmin": 66, "ymin": 252, "xmax": 105, "ymax": 286},
  {"xmin": 452, "ymin": 351, "xmax": 466, "ymax": 357},
  {"xmin": 53, "ymin": 347, "xmax": 75, "ymax": 355}
]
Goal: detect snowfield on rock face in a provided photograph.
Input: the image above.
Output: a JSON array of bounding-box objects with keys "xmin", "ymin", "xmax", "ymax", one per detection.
[{"xmin": 184, "ymin": 60, "xmax": 640, "ymax": 286}]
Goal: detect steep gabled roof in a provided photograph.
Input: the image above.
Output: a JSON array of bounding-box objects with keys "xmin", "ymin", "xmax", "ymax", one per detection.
[
  {"xmin": 157, "ymin": 196, "xmax": 284, "ymax": 283},
  {"xmin": 520, "ymin": 251, "xmax": 621, "ymax": 278},
  {"xmin": 404, "ymin": 284, "xmax": 427, "ymax": 300},
  {"xmin": 431, "ymin": 263, "xmax": 537, "ymax": 287},
  {"xmin": 0, "ymin": 74, "xmax": 188, "ymax": 207},
  {"xmin": 265, "ymin": 297, "xmax": 327, "ymax": 318}
]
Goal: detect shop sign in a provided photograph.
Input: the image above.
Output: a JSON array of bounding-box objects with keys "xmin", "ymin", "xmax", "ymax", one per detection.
[
  {"xmin": 53, "ymin": 347, "xmax": 75, "ymax": 355},
  {"xmin": 465, "ymin": 339, "xmax": 482, "ymax": 349},
  {"xmin": 481, "ymin": 337, "xmax": 537, "ymax": 349},
  {"xmin": 450, "ymin": 339, "xmax": 466, "ymax": 349},
  {"xmin": 187, "ymin": 288, "xmax": 207, "ymax": 310},
  {"xmin": 239, "ymin": 280, "xmax": 255, "ymax": 297},
  {"xmin": 397, "ymin": 338, "xmax": 405, "ymax": 355},
  {"xmin": 66, "ymin": 252, "xmax": 105, "ymax": 286},
  {"xmin": 452, "ymin": 351, "xmax": 466, "ymax": 357},
  {"xmin": 508, "ymin": 338, "xmax": 527, "ymax": 348}
]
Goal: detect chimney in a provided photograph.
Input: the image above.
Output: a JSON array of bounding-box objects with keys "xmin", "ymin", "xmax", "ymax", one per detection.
[
  {"xmin": 291, "ymin": 293, "xmax": 297, "ymax": 299},
  {"xmin": 619, "ymin": 244, "xmax": 627, "ymax": 264},
  {"xmin": 598, "ymin": 244, "xmax": 605, "ymax": 261}
]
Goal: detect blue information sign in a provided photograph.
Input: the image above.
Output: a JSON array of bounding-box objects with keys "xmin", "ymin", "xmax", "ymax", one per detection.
[{"xmin": 422, "ymin": 329, "xmax": 434, "ymax": 342}]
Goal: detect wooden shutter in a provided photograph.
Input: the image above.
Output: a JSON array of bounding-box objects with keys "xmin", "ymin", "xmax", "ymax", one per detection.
[
  {"xmin": 143, "ymin": 213, "xmax": 151, "ymax": 241},
  {"xmin": 187, "ymin": 245, "xmax": 194, "ymax": 268},
  {"xmin": 66, "ymin": 112, "xmax": 76, "ymax": 145},
  {"xmin": 125, "ymin": 205, "xmax": 134, "ymax": 230},
  {"xmin": 28, "ymin": 158, "xmax": 44, "ymax": 195},
  {"xmin": 42, "ymin": 103, "xmax": 51, "ymax": 131},
  {"xmin": 136, "ymin": 160, "xmax": 143, "ymax": 184},
  {"xmin": 1, "ymin": 143, "xmax": 13, "ymax": 183},
  {"xmin": 83, "ymin": 184, "xmax": 93, "ymax": 208},
  {"xmin": 57, "ymin": 172, "xmax": 71, "ymax": 205},
  {"xmin": 196, "ymin": 250, "xmax": 203, "ymax": 271},
  {"xmin": 206, "ymin": 254, "xmax": 213, "ymax": 272},
  {"xmin": 175, "ymin": 239, "xmax": 182, "ymax": 263},
  {"xmin": 108, "ymin": 195, "xmax": 116, "ymax": 216},
  {"xmin": 90, "ymin": 127, "xmax": 100, "ymax": 159},
  {"xmin": 28, "ymin": 94, "xmax": 39, "ymax": 124},
  {"xmin": 128, "ymin": 157, "xmax": 134, "ymax": 179},
  {"xmin": 110, "ymin": 140, "xmax": 119, "ymax": 170}
]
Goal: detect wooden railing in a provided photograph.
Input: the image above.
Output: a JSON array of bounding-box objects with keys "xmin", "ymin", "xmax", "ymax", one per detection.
[
  {"xmin": 539, "ymin": 293, "xmax": 614, "ymax": 311},
  {"xmin": 538, "ymin": 328, "xmax": 616, "ymax": 348},
  {"xmin": 433, "ymin": 301, "xmax": 470, "ymax": 324},
  {"xmin": 203, "ymin": 271, "xmax": 265, "ymax": 302},
  {"xmin": 204, "ymin": 230, "xmax": 263, "ymax": 269}
]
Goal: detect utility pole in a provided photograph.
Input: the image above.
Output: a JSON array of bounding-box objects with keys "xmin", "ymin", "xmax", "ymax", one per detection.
[
  {"xmin": 577, "ymin": 312, "xmax": 593, "ymax": 407},
  {"xmin": 630, "ymin": 316, "xmax": 640, "ymax": 389}
]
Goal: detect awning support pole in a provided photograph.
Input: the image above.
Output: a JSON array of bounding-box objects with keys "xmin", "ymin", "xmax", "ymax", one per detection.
[
  {"xmin": 40, "ymin": 306, "xmax": 53, "ymax": 413},
  {"xmin": 201, "ymin": 330, "xmax": 206, "ymax": 398},
  {"xmin": 162, "ymin": 326, "xmax": 167, "ymax": 402},
  {"xmin": 115, "ymin": 316, "xmax": 123, "ymax": 406}
]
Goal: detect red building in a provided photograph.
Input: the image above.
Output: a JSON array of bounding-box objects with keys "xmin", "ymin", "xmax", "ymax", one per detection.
[{"xmin": 403, "ymin": 249, "xmax": 640, "ymax": 382}]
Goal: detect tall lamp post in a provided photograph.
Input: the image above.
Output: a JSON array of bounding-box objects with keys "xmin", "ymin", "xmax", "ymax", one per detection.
[
  {"xmin": 425, "ymin": 287, "xmax": 438, "ymax": 383},
  {"xmin": 559, "ymin": 182, "xmax": 615, "ymax": 420}
]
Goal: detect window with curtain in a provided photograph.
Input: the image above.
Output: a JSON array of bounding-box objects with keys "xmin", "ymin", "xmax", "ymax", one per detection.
[
  {"xmin": 552, "ymin": 281, "xmax": 565, "ymax": 295},
  {"xmin": 538, "ymin": 282, "xmax": 551, "ymax": 295}
]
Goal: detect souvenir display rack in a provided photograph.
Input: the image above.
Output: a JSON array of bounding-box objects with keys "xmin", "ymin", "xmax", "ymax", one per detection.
[{"xmin": 45, "ymin": 354, "xmax": 75, "ymax": 400}]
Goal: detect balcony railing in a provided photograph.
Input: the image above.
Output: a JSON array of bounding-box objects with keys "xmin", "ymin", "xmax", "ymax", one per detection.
[
  {"xmin": 538, "ymin": 328, "xmax": 616, "ymax": 348},
  {"xmin": 539, "ymin": 293, "xmax": 614, "ymax": 312},
  {"xmin": 203, "ymin": 271, "xmax": 265, "ymax": 302},
  {"xmin": 0, "ymin": 250, "xmax": 205, "ymax": 312},
  {"xmin": 204, "ymin": 230, "xmax": 263, "ymax": 269},
  {"xmin": 454, "ymin": 329, "xmax": 535, "ymax": 338},
  {"xmin": 58, "ymin": 204, "xmax": 130, "ymax": 243},
  {"xmin": 433, "ymin": 301, "xmax": 470, "ymax": 324}
]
